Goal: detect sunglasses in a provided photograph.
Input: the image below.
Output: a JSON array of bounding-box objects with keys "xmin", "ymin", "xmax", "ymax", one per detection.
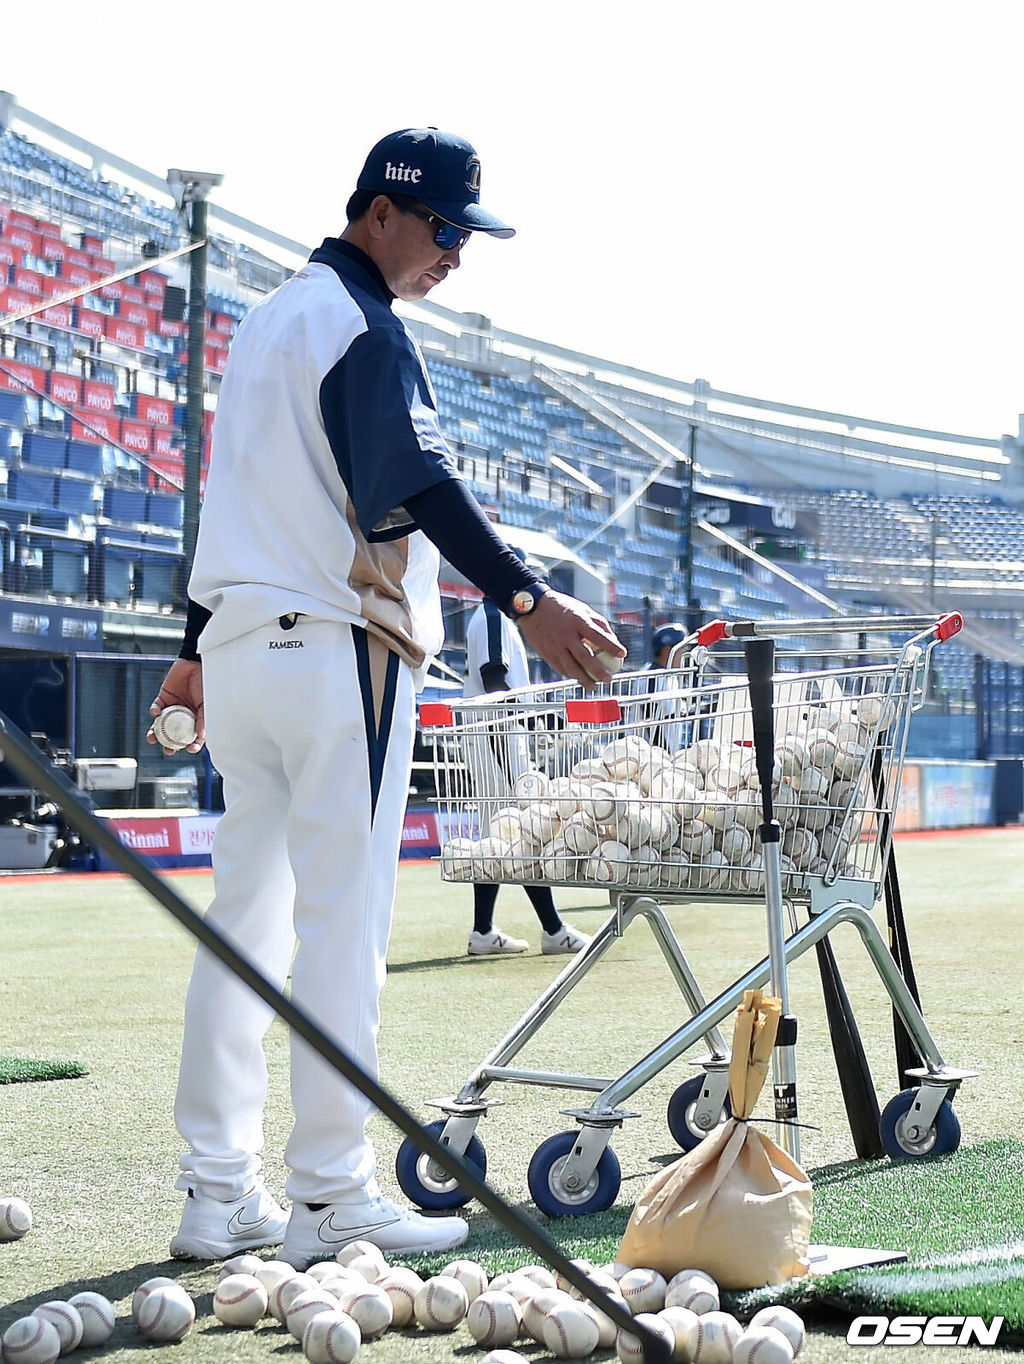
[{"xmin": 396, "ymin": 202, "xmax": 471, "ymax": 251}]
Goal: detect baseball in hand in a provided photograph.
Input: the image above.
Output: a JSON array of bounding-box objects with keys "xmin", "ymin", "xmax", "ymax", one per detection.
[
  {"xmin": 151, "ymin": 704, "xmax": 198, "ymax": 750},
  {"xmin": 586, "ymin": 649, "xmax": 624, "ymax": 680}
]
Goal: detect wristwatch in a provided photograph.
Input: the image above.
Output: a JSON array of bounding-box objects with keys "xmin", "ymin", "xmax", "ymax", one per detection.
[{"xmin": 508, "ymin": 582, "xmax": 549, "ymax": 618}]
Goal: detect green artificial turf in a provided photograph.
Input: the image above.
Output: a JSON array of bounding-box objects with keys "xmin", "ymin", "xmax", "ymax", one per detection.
[
  {"xmin": 0, "ymin": 1057, "xmax": 87, "ymax": 1084},
  {"xmin": 0, "ymin": 828, "xmax": 1021, "ymax": 1363}
]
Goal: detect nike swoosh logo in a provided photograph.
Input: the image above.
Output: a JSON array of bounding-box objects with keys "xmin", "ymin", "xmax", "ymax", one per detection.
[
  {"xmin": 317, "ymin": 1214, "xmax": 401, "ymax": 1244},
  {"xmin": 226, "ymin": 1208, "xmax": 273, "ymax": 1236}
]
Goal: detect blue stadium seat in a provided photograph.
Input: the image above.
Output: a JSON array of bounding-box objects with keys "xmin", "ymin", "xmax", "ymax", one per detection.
[
  {"xmin": 136, "ymin": 549, "xmax": 181, "ymax": 605},
  {"xmin": 102, "ymin": 487, "xmax": 148, "ymax": 523},
  {"xmin": 0, "ymin": 392, "xmax": 37, "ymax": 427},
  {"xmin": 20, "ymin": 431, "xmax": 68, "ymax": 469},
  {"xmin": 65, "ymin": 441, "xmax": 104, "ymax": 477},
  {"xmin": 7, "ymin": 470, "xmax": 57, "ymax": 506},
  {"xmin": 144, "ymin": 492, "xmax": 183, "ymax": 529},
  {"xmin": 54, "ymin": 476, "xmax": 98, "ymax": 515}
]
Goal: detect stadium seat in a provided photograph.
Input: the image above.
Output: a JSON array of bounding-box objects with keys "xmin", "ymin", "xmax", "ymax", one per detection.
[
  {"xmin": 144, "ymin": 492, "xmax": 183, "ymax": 529},
  {"xmin": 102, "ymin": 486, "xmax": 148, "ymax": 523},
  {"xmin": 20, "ymin": 431, "xmax": 68, "ymax": 468},
  {"xmin": 65, "ymin": 440, "xmax": 104, "ymax": 477},
  {"xmin": 7, "ymin": 469, "xmax": 57, "ymax": 506},
  {"xmin": 54, "ymin": 475, "xmax": 98, "ymax": 515}
]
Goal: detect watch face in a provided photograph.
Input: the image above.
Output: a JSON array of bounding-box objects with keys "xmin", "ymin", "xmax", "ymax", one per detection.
[{"xmin": 512, "ymin": 588, "xmax": 535, "ymax": 616}]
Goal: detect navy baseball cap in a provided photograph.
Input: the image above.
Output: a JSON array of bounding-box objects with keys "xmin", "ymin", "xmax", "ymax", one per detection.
[
  {"xmin": 357, "ymin": 128, "xmax": 515, "ymax": 239},
  {"xmin": 652, "ymin": 623, "xmax": 687, "ymax": 654}
]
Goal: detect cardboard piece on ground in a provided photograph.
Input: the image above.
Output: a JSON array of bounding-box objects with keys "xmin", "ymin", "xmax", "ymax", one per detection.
[{"xmin": 807, "ymin": 1244, "xmax": 909, "ymax": 1275}]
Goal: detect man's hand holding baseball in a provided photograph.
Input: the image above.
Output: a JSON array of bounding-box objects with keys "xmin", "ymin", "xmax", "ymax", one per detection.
[
  {"xmin": 148, "ymin": 659, "xmax": 206, "ymax": 754},
  {"xmin": 518, "ymin": 591, "xmax": 626, "ymax": 689}
]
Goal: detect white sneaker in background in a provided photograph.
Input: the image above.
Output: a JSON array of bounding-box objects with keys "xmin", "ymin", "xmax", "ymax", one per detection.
[
  {"xmin": 467, "ymin": 928, "xmax": 530, "ymax": 956},
  {"xmin": 541, "ymin": 925, "xmax": 591, "ymax": 955}
]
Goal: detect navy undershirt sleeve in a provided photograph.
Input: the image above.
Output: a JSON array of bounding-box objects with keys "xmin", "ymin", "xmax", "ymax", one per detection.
[
  {"xmin": 179, "ymin": 597, "xmax": 212, "ymax": 661},
  {"xmin": 403, "ymin": 478, "xmax": 542, "ymax": 611},
  {"xmin": 319, "ymin": 326, "xmax": 459, "ymax": 539}
]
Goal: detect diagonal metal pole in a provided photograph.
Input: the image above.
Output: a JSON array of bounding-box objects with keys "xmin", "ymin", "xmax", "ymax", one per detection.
[{"xmin": 0, "ymin": 712, "xmax": 671, "ymax": 1364}]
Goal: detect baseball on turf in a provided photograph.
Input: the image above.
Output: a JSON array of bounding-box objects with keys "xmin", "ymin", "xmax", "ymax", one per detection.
[
  {"xmin": 31, "ymin": 1305, "xmax": 82, "ymax": 1356},
  {"xmin": 151, "ymin": 704, "xmax": 198, "ymax": 750},
  {"xmin": 67, "ymin": 1293, "xmax": 116, "ymax": 1347},
  {"xmin": 301, "ymin": 1309, "xmax": 361, "ymax": 1364},
  {"xmin": 522, "ymin": 1287, "xmax": 571, "ymax": 1343},
  {"xmin": 343, "ymin": 1249, "xmax": 385, "ymax": 1282},
  {"xmin": 413, "ymin": 1274, "xmax": 469, "ymax": 1331},
  {"xmin": 219, "ymin": 1252, "xmax": 265, "ymax": 1278},
  {"xmin": 253, "ymin": 1258, "xmax": 296, "ymax": 1299},
  {"xmin": 480, "ymin": 1352, "xmax": 532, "ymax": 1364},
  {"xmin": 749, "ymin": 1305, "xmax": 806, "ymax": 1356},
  {"xmin": 660, "ymin": 1304, "xmax": 700, "ymax": 1356},
  {"xmin": 0, "ymin": 1196, "xmax": 33, "ymax": 1240},
  {"xmin": 214, "ymin": 1273, "xmax": 269, "ymax": 1326},
  {"xmin": 131, "ymin": 1276, "xmax": 178, "ymax": 1319},
  {"xmin": 665, "ymin": 1269, "xmax": 719, "ymax": 1315},
  {"xmin": 376, "ymin": 1267, "xmax": 422, "ymax": 1327},
  {"xmin": 2, "ymin": 1317, "xmax": 61, "ymax": 1364},
  {"xmin": 334, "ymin": 1237, "xmax": 388, "ymax": 1271},
  {"xmin": 617, "ymin": 1266, "xmax": 668, "ymax": 1315},
  {"xmin": 286, "ymin": 1289, "xmax": 344, "ymax": 1341},
  {"xmin": 582, "ymin": 1286, "xmax": 628, "ymax": 1349},
  {"xmin": 135, "ymin": 1285, "xmax": 196, "ymax": 1341},
  {"xmin": 616, "ymin": 1311, "xmax": 676, "ymax": 1363},
  {"xmin": 466, "ymin": 1290, "xmax": 522, "ymax": 1348},
  {"xmin": 515, "ymin": 1263, "xmax": 558, "ymax": 1290},
  {"xmin": 685, "ymin": 1309, "xmax": 743, "ymax": 1364},
  {"xmin": 542, "ymin": 1299, "xmax": 601, "ymax": 1358},
  {"xmin": 734, "ymin": 1325, "xmax": 795, "ymax": 1364},
  {"xmin": 270, "ymin": 1272, "xmax": 318, "ymax": 1322},
  {"xmin": 332, "ymin": 1282, "xmax": 392, "ymax": 1340}
]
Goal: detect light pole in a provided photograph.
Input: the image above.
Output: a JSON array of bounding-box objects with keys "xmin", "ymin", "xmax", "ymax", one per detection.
[
  {"xmin": 166, "ymin": 168, "xmax": 223, "ymax": 602},
  {"xmin": 679, "ymin": 422, "xmax": 698, "ymax": 630}
]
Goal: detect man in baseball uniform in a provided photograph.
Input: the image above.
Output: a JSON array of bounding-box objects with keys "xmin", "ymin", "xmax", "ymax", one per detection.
[
  {"xmin": 149, "ymin": 127, "xmax": 624, "ymax": 1268},
  {"xmin": 464, "ymin": 554, "xmax": 589, "ymax": 956}
]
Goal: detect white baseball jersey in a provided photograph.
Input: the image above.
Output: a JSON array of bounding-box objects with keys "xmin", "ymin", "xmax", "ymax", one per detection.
[
  {"xmin": 189, "ymin": 238, "xmax": 454, "ymax": 680},
  {"xmin": 464, "ymin": 598, "xmax": 531, "ymax": 697}
]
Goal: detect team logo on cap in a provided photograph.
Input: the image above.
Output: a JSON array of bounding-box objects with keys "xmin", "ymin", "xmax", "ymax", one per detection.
[
  {"xmin": 466, "ymin": 156, "xmax": 481, "ymax": 193},
  {"xmin": 385, "ymin": 161, "xmax": 422, "ymax": 184}
]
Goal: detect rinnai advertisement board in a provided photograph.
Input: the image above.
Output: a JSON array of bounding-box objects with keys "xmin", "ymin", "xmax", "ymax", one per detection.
[
  {"xmin": 918, "ymin": 761, "xmax": 995, "ymax": 829},
  {"xmin": 94, "ymin": 809, "xmax": 449, "ymax": 868}
]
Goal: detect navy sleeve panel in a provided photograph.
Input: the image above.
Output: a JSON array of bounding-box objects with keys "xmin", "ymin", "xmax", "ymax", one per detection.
[
  {"xmin": 402, "ymin": 478, "xmax": 541, "ymax": 609},
  {"xmin": 483, "ymin": 599, "xmax": 507, "ymax": 671},
  {"xmin": 319, "ymin": 325, "xmax": 460, "ymax": 539},
  {"xmin": 480, "ymin": 663, "xmax": 511, "ymax": 693},
  {"xmin": 180, "ymin": 597, "xmax": 212, "ymax": 661}
]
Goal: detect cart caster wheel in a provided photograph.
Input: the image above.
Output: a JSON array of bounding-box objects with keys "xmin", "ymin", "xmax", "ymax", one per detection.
[
  {"xmin": 395, "ymin": 1119, "xmax": 487, "ymax": 1210},
  {"xmin": 527, "ymin": 1131, "xmax": 621, "ymax": 1217},
  {"xmin": 667, "ymin": 1074, "xmax": 732, "ymax": 1150},
  {"xmin": 880, "ymin": 1088, "xmax": 961, "ymax": 1161}
]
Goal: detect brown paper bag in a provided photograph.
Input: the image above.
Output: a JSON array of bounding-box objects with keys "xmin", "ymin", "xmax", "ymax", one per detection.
[{"xmin": 617, "ymin": 989, "xmax": 812, "ymax": 1288}]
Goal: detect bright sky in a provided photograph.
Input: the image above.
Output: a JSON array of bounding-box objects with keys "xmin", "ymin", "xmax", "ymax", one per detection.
[{"xmin": 5, "ymin": 1, "xmax": 1022, "ymax": 439}]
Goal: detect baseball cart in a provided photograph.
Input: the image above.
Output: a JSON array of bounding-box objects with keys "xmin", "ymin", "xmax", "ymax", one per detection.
[{"xmin": 397, "ymin": 613, "xmax": 975, "ymax": 1218}]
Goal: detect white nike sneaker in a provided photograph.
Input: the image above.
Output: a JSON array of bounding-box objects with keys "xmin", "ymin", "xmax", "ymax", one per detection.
[
  {"xmin": 541, "ymin": 924, "xmax": 591, "ymax": 955},
  {"xmin": 467, "ymin": 928, "xmax": 529, "ymax": 956},
  {"xmin": 280, "ymin": 1194, "xmax": 468, "ymax": 1269},
  {"xmin": 169, "ymin": 1181, "xmax": 289, "ymax": 1259}
]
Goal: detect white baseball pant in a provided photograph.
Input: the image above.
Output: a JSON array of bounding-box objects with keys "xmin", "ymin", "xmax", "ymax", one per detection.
[{"xmin": 174, "ymin": 615, "xmax": 416, "ymax": 1204}]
